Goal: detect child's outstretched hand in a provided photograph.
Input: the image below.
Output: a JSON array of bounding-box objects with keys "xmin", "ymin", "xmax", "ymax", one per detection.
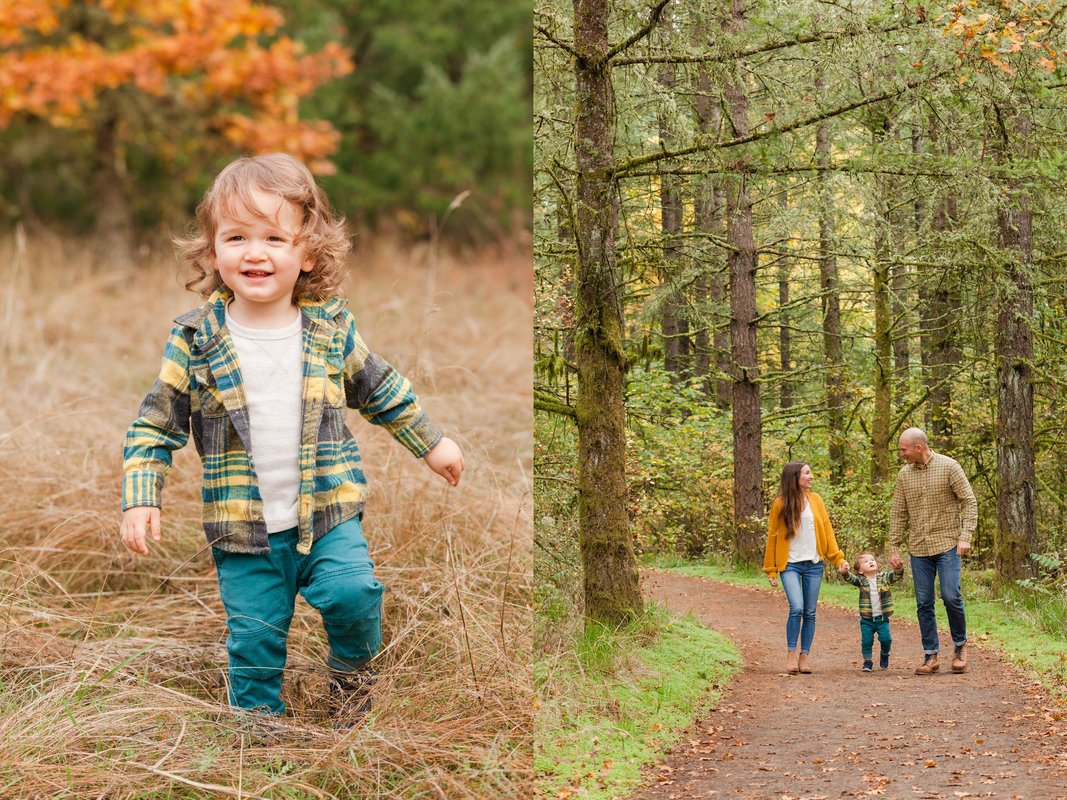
[
  {"xmin": 838, "ymin": 562, "xmax": 851, "ymax": 575},
  {"xmin": 120, "ymin": 506, "xmax": 161, "ymax": 555},
  {"xmin": 423, "ymin": 437, "xmax": 465, "ymax": 486},
  {"xmin": 889, "ymin": 553, "xmax": 904, "ymax": 570}
]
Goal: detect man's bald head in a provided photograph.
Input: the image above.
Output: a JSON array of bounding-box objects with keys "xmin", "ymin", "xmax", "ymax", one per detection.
[
  {"xmin": 898, "ymin": 427, "xmax": 931, "ymax": 465},
  {"xmin": 900, "ymin": 428, "xmax": 929, "ymax": 447}
]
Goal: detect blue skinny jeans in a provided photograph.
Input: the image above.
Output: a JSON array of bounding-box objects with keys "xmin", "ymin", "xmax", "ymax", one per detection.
[{"xmin": 780, "ymin": 560, "xmax": 823, "ymax": 654}]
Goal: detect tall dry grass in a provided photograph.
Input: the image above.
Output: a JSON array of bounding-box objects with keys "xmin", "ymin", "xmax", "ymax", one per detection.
[{"xmin": 0, "ymin": 228, "xmax": 532, "ymax": 799}]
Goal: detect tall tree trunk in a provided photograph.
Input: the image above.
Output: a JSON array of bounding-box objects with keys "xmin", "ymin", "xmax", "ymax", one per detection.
[
  {"xmin": 572, "ymin": 0, "xmax": 642, "ymax": 624},
  {"xmin": 778, "ymin": 191, "xmax": 793, "ymax": 411},
  {"xmin": 921, "ymin": 114, "xmax": 961, "ymax": 450},
  {"xmin": 872, "ymin": 211, "xmax": 891, "ymax": 484},
  {"xmin": 723, "ymin": 0, "xmax": 764, "ymax": 562},
  {"xmin": 92, "ymin": 108, "xmax": 136, "ymax": 269},
  {"xmin": 891, "ymin": 192, "xmax": 911, "ymax": 411},
  {"xmin": 993, "ymin": 103, "xmax": 1037, "ymax": 580},
  {"xmin": 659, "ymin": 63, "xmax": 688, "ymax": 378},
  {"xmin": 816, "ymin": 75, "xmax": 846, "ymax": 482},
  {"xmin": 694, "ymin": 70, "xmax": 732, "ymax": 408}
]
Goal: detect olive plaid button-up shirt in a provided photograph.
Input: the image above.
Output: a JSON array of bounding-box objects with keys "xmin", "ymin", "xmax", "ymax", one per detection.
[
  {"xmin": 890, "ymin": 451, "xmax": 978, "ymax": 557},
  {"xmin": 122, "ymin": 289, "xmax": 442, "ymax": 555},
  {"xmin": 841, "ymin": 567, "xmax": 904, "ymax": 619}
]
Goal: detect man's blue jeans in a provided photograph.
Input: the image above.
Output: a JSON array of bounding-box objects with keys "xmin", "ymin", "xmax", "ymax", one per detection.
[
  {"xmin": 780, "ymin": 560, "xmax": 823, "ymax": 654},
  {"xmin": 910, "ymin": 547, "xmax": 966, "ymax": 655}
]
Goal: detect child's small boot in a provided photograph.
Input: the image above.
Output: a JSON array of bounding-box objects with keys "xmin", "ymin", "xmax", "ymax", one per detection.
[
  {"xmin": 862, "ymin": 660, "xmax": 873, "ymax": 672},
  {"xmin": 786, "ymin": 650, "xmax": 799, "ymax": 674},
  {"xmin": 328, "ymin": 666, "xmax": 378, "ymax": 728},
  {"xmin": 879, "ymin": 651, "xmax": 890, "ymax": 670}
]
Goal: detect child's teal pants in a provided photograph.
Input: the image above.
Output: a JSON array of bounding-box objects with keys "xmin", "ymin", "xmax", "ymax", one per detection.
[
  {"xmin": 211, "ymin": 517, "xmax": 383, "ymax": 714},
  {"xmin": 860, "ymin": 615, "xmax": 892, "ymax": 660}
]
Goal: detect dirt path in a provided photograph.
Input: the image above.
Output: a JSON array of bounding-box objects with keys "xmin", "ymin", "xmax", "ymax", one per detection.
[{"xmin": 634, "ymin": 571, "xmax": 1067, "ymax": 800}]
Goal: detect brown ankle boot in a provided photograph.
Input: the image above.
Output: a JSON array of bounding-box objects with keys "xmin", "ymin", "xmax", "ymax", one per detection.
[
  {"xmin": 915, "ymin": 653, "xmax": 939, "ymax": 675},
  {"xmin": 798, "ymin": 653, "xmax": 812, "ymax": 674},
  {"xmin": 951, "ymin": 644, "xmax": 968, "ymax": 673},
  {"xmin": 786, "ymin": 650, "xmax": 799, "ymax": 674}
]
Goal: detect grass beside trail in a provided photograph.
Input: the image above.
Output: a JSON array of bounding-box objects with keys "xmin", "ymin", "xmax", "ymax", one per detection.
[
  {"xmin": 535, "ymin": 606, "xmax": 742, "ymax": 800},
  {"xmin": 644, "ymin": 554, "xmax": 1067, "ymax": 699}
]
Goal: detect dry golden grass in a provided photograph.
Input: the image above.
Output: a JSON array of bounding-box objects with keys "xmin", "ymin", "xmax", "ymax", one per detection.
[{"xmin": 0, "ymin": 228, "xmax": 533, "ymax": 799}]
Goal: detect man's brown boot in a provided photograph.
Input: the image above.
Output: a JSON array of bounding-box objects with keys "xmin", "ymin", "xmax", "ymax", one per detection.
[
  {"xmin": 915, "ymin": 653, "xmax": 939, "ymax": 675},
  {"xmin": 951, "ymin": 644, "xmax": 968, "ymax": 673},
  {"xmin": 786, "ymin": 650, "xmax": 799, "ymax": 674}
]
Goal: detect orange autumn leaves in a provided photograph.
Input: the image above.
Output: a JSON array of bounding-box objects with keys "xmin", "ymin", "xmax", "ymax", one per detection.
[
  {"xmin": 0, "ymin": 0, "xmax": 352, "ymax": 172},
  {"xmin": 940, "ymin": 0, "xmax": 1061, "ymax": 75}
]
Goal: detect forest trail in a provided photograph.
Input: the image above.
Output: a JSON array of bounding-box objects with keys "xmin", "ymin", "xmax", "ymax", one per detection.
[{"xmin": 633, "ymin": 571, "xmax": 1067, "ymax": 800}]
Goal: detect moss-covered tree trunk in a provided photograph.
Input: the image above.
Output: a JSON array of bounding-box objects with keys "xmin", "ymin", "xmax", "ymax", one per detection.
[
  {"xmin": 572, "ymin": 0, "xmax": 642, "ymax": 625},
  {"xmin": 993, "ymin": 103, "xmax": 1037, "ymax": 580},
  {"xmin": 723, "ymin": 0, "xmax": 764, "ymax": 563}
]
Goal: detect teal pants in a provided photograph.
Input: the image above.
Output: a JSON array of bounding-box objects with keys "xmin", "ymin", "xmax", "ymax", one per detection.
[
  {"xmin": 860, "ymin": 615, "xmax": 892, "ymax": 660},
  {"xmin": 211, "ymin": 517, "xmax": 384, "ymax": 714}
]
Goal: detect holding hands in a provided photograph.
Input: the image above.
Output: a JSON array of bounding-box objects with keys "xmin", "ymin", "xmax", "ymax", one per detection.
[
  {"xmin": 889, "ymin": 553, "xmax": 904, "ymax": 571},
  {"xmin": 838, "ymin": 561, "xmax": 851, "ymax": 575}
]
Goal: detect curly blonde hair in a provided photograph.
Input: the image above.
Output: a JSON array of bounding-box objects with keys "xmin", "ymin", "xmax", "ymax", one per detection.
[{"xmin": 177, "ymin": 153, "xmax": 352, "ymax": 302}]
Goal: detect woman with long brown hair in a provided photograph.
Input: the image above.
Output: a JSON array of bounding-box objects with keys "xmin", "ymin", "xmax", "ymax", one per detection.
[{"xmin": 763, "ymin": 462, "xmax": 847, "ymax": 674}]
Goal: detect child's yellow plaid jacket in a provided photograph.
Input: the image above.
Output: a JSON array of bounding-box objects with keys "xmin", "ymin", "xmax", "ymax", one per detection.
[{"xmin": 122, "ymin": 288, "xmax": 442, "ymax": 555}]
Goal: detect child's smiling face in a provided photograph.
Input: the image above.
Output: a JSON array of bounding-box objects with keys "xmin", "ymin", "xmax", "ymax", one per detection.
[
  {"xmin": 212, "ymin": 188, "xmax": 312, "ymax": 324},
  {"xmin": 856, "ymin": 553, "xmax": 879, "ymax": 575}
]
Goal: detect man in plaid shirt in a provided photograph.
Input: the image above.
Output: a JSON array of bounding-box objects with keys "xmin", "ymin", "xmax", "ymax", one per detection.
[{"xmin": 890, "ymin": 427, "xmax": 978, "ymax": 675}]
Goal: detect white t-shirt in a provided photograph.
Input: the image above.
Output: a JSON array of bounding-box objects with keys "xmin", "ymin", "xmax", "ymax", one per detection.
[
  {"xmin": 787, "ymin": 501, "xmax": 819, "ymax": 563},
  {"xmin": 225, "ymin": 308, "xmax": 303, "ymax": 533},
  {"xmin": 867, "ymin": 576, "xmax": 883, "ymax": 616}
]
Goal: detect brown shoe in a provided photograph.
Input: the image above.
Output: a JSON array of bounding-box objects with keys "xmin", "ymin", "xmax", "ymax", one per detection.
[
  {"xmin": 952, "ymin": 644, "xmax": 968, "ymax": 673},
  {"xmin": 786, "ymin": 650, "xmax": 799, "ymax": 674},
  {"xmin": 915, "ymin": 653, "xmax": 939, "ymax": 675},
  {"xmin": 798, "ymin": 653, "xmax": 812, "ymax": 674}
]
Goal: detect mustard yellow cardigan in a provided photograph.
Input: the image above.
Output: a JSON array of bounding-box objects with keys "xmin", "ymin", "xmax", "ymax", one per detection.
[{"xmin": 762, "ymin": 491, "xmax": 846, "ymax": 579}]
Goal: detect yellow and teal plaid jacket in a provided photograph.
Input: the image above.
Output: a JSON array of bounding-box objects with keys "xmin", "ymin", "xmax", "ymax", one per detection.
[
  {"xmin": 841, "ymin": 567, "xmax": 905, "ymax": 619},
  {"xmin": 122, "ymin": 288, "xmax": 442, "ymax": 555}
]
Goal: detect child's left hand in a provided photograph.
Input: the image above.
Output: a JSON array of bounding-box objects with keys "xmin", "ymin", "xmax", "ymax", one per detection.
[{"xmin": 424, "ymin": 437, "xmax": 465, "ymax": 486}]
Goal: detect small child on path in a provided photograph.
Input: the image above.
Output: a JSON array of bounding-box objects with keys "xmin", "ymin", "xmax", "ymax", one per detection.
[
  {"xmin": 120, "ymin": 154, "xmax": 464, "ymax": 721},
  {"xmin": 838, "ymin": 552, "xmax": 905, "ymax": 672}
]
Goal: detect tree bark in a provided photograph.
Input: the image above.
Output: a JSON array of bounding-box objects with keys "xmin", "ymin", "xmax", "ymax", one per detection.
[
  {"xmin": 723, "ymin": 0, "xmax": 764, "ymax": 562},
  {"xmin": 816, "ymin": 74, "xmax": 846, "ymax": 482},
  {"xmin": 659, "ymin": 62, "xmax": 689, "ymax": 378},
  {"xmin": 572, "ymin": 0, "xmax": 643, "ymax": 624},
  {"xmin": 921, "ymin": 114, "xmax": 961, "ymax": 450},
  {"xmin": 992, "ymin": 103, "xmax": 1037, "ymax": 580},
  {"xmin": 872, "ymin": 216, "xmax": 891, "ymax": 484},
  {"xmin": 92, "ymin": 108, "xmax": 136, "ymax": 269},
  {"xmin": 778, "ymin": 191, "xmax": 793, "ymax": 411},
  {"xmin": 694, "ymin": 69, "xmax": 732, "ymax": 407}
]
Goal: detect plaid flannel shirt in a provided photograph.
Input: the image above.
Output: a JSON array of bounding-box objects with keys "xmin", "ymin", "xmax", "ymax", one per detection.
[
  {"xmin": 890, "ymin": 451, "xmax": 978, "ymax": 557},
  {"xmin": 841, "ymin": 567, "xmax": 904, "ymax": 619},
  {"xmin": 122, "ymin": 288, "xmax": 442, "ymax": 555}
]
